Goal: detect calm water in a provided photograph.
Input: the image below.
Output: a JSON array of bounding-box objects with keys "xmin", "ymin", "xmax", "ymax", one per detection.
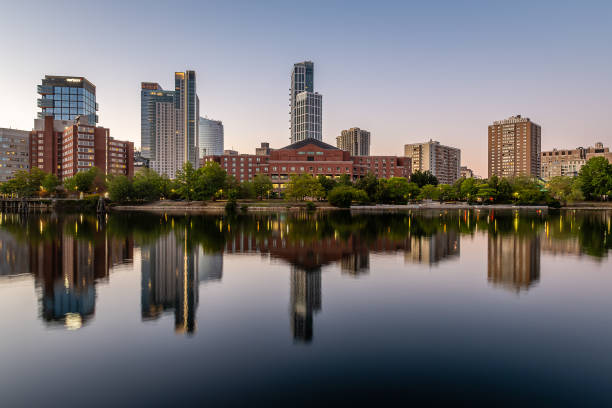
[{"xmin": 1, "ymin": 209, "xmax": 611, "ymax": 406}]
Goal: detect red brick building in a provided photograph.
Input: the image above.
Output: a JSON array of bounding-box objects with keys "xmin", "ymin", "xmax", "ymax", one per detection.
[
  {"xmin": 202, "ymin": 138, "xmax": 411, "ymax": 188},
  {"xmin": 30, "ymin": 116, "xmax": 133, "ymax": 180}
]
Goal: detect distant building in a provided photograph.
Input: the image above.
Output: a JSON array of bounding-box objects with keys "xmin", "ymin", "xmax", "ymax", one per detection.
[
  {"xmin": 460, "ymin": 166, "xmax": 473, "ymax": 179},
  {"xmin": 37, "ymin": 75, "xmax": 98, "ymax": 125},
  {"xmin": 290, "ymin": 61, "xmax": 322, "ymax": 144},
  {"xmin": 198, "ymin": 117, "xmax": 223, "ymax": 157},
  {"xmin": 584, "ymin": 142, "xmax": 612, "ymax": 163},
  {"xmin": 336, "ymin": 127, "xmax": 370, "ymax": 156},
  {"xmin": 488, "ymin": 115, "xmax": 541, "ymax": 178},
  {"xmin": 224, "ymin": 149, "xmax": 238, "ymax": 156},
  {"xmin": 0, "ymin": 128, "xmax": 29, "ymax": 182},
  {"xmin": 134, "ymin": 150, "xmax": 150, "ymax": 169},
  {"xmin": 29, "ymin": 116, "xmax": 73, "ymax": 177},
  {"xmin": 174, "ymin": 71, "xmax": 199, "ymax": 170},
  {"xmin": 256, "ymin": 142, "xmax": 272, "ymax": 156},
  {"xmin": 203, "ymin": 138, "xmax": 411, "ymax": 187},
  {"xmin": 404, "ymin": 140, "xmax": 461, "ymax": 184}
]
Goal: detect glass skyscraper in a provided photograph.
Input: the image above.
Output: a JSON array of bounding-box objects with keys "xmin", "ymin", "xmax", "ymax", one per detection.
[
  {"xmin": 37, "ymin": 76, "xmax": 98, "ymax": 125},
  {"xmin": 140, "ymin": 83, "xmax": 175, "ymax": 162},
  {"xmin": 175, "ymin": 71, "xmax": 199, "ymax": 169},
  {"xmin": 290, "ymin": 61, "xmax": 322, "ymax": 144},
  {"xmin": 198, "ymin": 117, "xmax": 224, "ymax": 157}
]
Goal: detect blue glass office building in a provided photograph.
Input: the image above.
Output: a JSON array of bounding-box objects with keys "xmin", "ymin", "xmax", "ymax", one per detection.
[{"xmin": 37, "ymin": 76, "xmax": 98, "ymax": 125}]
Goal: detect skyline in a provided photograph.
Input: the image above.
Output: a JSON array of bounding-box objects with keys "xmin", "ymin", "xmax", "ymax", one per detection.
[{"xmin": 1, "ymin": 1, "xmax": 611, "ymax": 176}]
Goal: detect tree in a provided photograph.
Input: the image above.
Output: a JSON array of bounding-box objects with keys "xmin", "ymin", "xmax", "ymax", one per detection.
[
  {"xmin": 41, "ymin": 173, "xmax": 60, "ymax": 195},
  {"xmin": 578, "ymin": 157, "xmax": 612, "ymax": 200},
  {"xmin": 133, "ymin": 168, "xmax": 162, "ymax": 201},
  {"xmin": 317, "ymin": 175, "xmax": 337, "ymax": 197},
  {"xmin": 438, "ymin": 184, "xmax": 456, "ymax": 201},
  {"xmin": 459, "ymin": 178, "xmax": 479, "ymax": 202},
  {"xmin": 410, "ymin": 170, "xmax": 438, "ymax": 187},
  {"xmin": 195, "ymin": 162, "xmax": 227, "ymax": 200},
  {"xmin": 253, "ymin": 174, "xmax": 273, "ymax": 199},
  {"xmin": 327, "ymin": 186, "xmax": 356, "ymax": 208},
  {"xmin": 285, "ymin": 174, "xmax": 324, "ymax": 201},
  {"xmin": 338, "ymin": 174, "xmax": 352, "ymax": 186},
  {"xmin": 64, "ymin": 167, "xmax": 101, "ymax": 194},
  {"xmin": 419, "ymin": 184, "xmax": 440, "ymax": 200},
  {"xmin": 108, "ymin": 175, "xmax": 133, "ymax": 202},
  {"xmin": 385, "ymin": 177, "xmax": 412, "ymax": 204},
  {"xmin": 237, "ymin": 181, "xmax": 255, "ymax": 199},
  {"xmin": 547, "ymin": 176, "xmax": 583, "ymax": 205},
  {"xmin": 175, "ymin": 162, "xmax": 198, "ymax": 200},
  {"xmin": 355, "ymin": 172, "xmax": 378, "ymax": 201}
]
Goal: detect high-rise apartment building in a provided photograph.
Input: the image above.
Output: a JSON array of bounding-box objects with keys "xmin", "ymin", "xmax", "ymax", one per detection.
[
  {"xmin": 404, "ymin": 140, "xmax": 461, "ymax": 184},
  {"xmin": 198, "ymin": 117, "xmax": 223, "ymax": 157},
  {"xmin": 141, "ymin": 72, "xmax": 199, "ymax": 178},
  {"xmin": 0, "ymin": 128, "xmax": 29, "ymax": 182},
  {"xmin": 37, "ymin": 76, "xmax": 98, "ymax": 125},
  {"xmin": 488, "ymin": 115, "xmax": 541, "ymax": 178},
  {"xmin": 140, "ymin": 83, "xmax": 175, "ymax": 162},
  {"xmin": 290, "ymin": 61, "xmax": 322, "ymax": 144},
  {"xmin": 336, "ymin": 127, "xmax": 370, "ymax": 156},
  {"xmin": 175, "ymin": 71, "xmax": 199, "ymax": 169}
]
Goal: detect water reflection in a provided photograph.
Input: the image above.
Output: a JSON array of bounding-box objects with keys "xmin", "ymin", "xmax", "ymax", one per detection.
[{"xmin": 0, "ymin": 209, "xmax": 610, "ymax": 338}]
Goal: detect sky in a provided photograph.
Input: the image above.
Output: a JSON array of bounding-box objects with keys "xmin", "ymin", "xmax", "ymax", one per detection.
[{"xmin": 0, "ymin": 0, "xmax": 611, "ymax": 177}]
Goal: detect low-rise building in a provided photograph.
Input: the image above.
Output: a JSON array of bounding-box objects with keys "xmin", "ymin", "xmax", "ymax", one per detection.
[
  {"xmin": 460, "ymin": 166, "xmax": 473, "ymax": 179},
  {"xmin": 0, "ymin": 128, "xmax": 30, "ymax": 182},
  {"xmin": 585, "ymin": 142, "xmax": 612, "ymax": 163},
  {"xmin": 203, "ymin": 138, "xmax": 411, "ymax": 189},
  {"xmin": 541, "ymin": 142, "xmax": 612, "ymax": 180}
]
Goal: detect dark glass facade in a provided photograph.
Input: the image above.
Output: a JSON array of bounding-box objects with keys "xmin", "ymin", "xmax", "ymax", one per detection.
[{"xmin": 37, "ymin": 76, "xmax": 98, "ymax": 125}]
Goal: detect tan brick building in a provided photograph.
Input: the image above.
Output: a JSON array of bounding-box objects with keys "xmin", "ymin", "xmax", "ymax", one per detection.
[
  {"xmin": 336, "ymin": 127, "xmax": 370, "ymax": 156},
  {"xmin": 403, "ymin": 140, "xmax": 461, "ymax": 184},
  {"xmin": 488, "ymin": 115, "xmax": 541, "ymax": 178}
]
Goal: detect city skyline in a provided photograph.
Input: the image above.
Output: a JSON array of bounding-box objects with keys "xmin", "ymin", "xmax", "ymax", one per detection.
[{"xmin": 1, "ymin": 1, "xmax": 611, "ymax": 176}]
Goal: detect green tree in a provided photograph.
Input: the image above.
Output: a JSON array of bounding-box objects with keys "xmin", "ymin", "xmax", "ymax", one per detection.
[
  {"xmin": 327, "ymin": 185, "xmax": 356, "ymax": 208},
  {"xmin": 253, "ymin": 174, "xmax": 273, "ymax": 199},
  {"xmin": 195, "ymin": 162, "xmax": 227, "ymax": 200},
  {"xmin": 338, "ymin": 174, "xmax": 352, "ymax": 186},
  {"xmin": 175, "ymin": 162, "xmax": 198, "ymax": 200},
  {"xmin": 355, "ymin": 172, "xmax": 378, "ymax": 201},
  {"xmin": 64, "ymin": 167, "xmax": 101, "ymax": 194},
  {"xmin": 133, "ymin": 168, "xmax": 162, "ymax": 201},
  {"xmin": 459, "ymin": 178, "xmax": 479, "ymax": 202},
  {"xmin": 410, "ymin": 170, "xmax": 438, "ymax": 187},
  {"xmin": 419, "ymin": 184, "xmax": 440, "ymax": 200},
  {"xmin": 108, "ymin": 175, "xmax": 133, "ymax": 202},
  {"xmin": 547, "ymin": 176, "xmax": 583, "ymax": 205},
  {"xmin": 438, "ymin": 184, "xmax": 456, "ymax": 201},
  {"xmin": 285, "ymin": 174, "xmax": 324, "ymax": 201},
  {"xmin": 41, "ymin": 173, "xmax": 60, "ymax": 195},
  {"xmin": 237, "ymin": 181, "xmax": 256, "ymax": 199},
  {"xmin": 385, "ymin": 177, "xmax": 412, "ymax": 204},
  {"xmin": 578, "ymin": 157, "xmax": 612, "ymax": 200},
  {"xmin": 317, "ymin": 175, "xmax": 337, "ymax": 197}
]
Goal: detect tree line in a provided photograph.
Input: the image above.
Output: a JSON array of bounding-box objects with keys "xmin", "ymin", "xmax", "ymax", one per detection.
[{"xmin": 1, "ymin": 156, "xmax": 611, "ymax": 207}]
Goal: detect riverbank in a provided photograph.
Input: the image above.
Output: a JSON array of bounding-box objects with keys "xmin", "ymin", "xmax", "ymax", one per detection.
[{"xmin": 110, "ymin": 200, "xmax": 564, "ymax": 213}]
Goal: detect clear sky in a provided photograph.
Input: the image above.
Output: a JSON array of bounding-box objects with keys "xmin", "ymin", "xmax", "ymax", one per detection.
[{"xmin": 1, "ymin": 0, "xmax": 611, "ymax": 176}]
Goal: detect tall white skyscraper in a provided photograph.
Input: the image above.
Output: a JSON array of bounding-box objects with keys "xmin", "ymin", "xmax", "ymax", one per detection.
[
  {"xmin": 290, "ymin": 61, "xmax": 322, "ymax": 144},
  {"xmin": 198, "ymin": 117, "xmax": 224, "ymax": 157}
]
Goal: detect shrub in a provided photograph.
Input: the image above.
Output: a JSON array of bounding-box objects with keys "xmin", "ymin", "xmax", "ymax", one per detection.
[
  {"xmin": 305, "ymin": 201, "xmax": 316, "ymax": 211},
  {"xmin": 328, "ymin": 186, "xmax": 356, "ymax": 208}
]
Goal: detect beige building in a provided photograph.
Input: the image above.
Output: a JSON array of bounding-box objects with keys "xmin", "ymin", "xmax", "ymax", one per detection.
[
  {"xmin": 488, "ymin": 115, "xmax": 541, "ymax": 178},
  {"xmin": 404, "ymin": 140, "xmax": 460, "ymax": 184},
  {"xmin": 0, "ymin": 128, "xmax": 30, "ymax": 182},
  {"xmin": 336, "ymin": 127, "xmax": 370, "ymax": 156},
  {"xmin": 541, "ymin": 142, "xmax": 612, "ymax": 180},
  {"xmin": 460, "ymin": 166, "xmax": 474, "ymax": 178}
]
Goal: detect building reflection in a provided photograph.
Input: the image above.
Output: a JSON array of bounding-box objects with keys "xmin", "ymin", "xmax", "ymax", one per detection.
[
  {"xmin": 404, "ymin": 231, "xmax": 460, "ymax": 265},
  {"xmin": 0, "ymin": 213, "xmax": 133, "ymax": 330},
  {"xmin": 290, "ymin": 266, "xmax": 321, "ymax": 342},
  {"xmin": 140, "ymin": 228, "xmax": 201, "ymax": 335},
  {"xmin": 487, "ymin": 233, "xmax": 540, "ymax": 292}
]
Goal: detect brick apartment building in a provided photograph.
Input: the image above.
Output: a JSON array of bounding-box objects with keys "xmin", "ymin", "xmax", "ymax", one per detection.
[
  {"xmin": 202, "ymin": 138, "xmax": 411, "ymax": 189},
  {"xmin": 30, "ymin": 115, "xmax": 133, "ymax": 180},
  {"xmin": 541, "ymin": 142, "xmax": 612, "ymax": 180}
]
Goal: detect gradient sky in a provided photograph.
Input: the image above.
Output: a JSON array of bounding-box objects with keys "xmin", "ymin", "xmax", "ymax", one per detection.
[{"xmin": 1, "ymin": 0, "xmax": 611, "ymax": 176}]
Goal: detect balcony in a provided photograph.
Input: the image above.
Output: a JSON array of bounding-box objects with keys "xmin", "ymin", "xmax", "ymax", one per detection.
[
  {"xmin": 37, "ymin": 98, "xmax": 54, "ymax": 108},
  {"xmin": 37, "ymin": 85, "xmax": 53, "ymax": 95}
]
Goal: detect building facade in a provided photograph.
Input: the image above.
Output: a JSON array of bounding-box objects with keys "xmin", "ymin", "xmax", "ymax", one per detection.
[
  {"xmin": 198, "ymin": 117, "xmax": 223, "ymax": 157},
  {"xmin": 256, "ymin": 142, "xmax": 271, "ymax": 156},
  {"xmin": 460, "ymin": 166, "xmax": 474, "ymax": 179},
  {"xmin": 29, "ymin": 116, "xmax": 72, "ymax": 177},
  {"xmin": 61, "ymin": 116, "xmax": 133, "ymax": 179},
  {"xmin": 140, "ymin": 82, "xmax": 175, "ymax": 162},
  {"xmin": 175, "ymin": 71, "xmax": 199, "ymax": 170},
  {"xmin": 541, "ymin": 148, "xmax": 587, "ymax": 180},
  {"xmin": 37, "ymin": 76, "xmax": 98, "ymax": 125},
  {"xmin": 336, "ymin": 127, "xmax": 370, "ymax": 156},
  {"xmin": 203, "ymin": 138, "xmax": 411, "ymax": 188},
  {"xmin": 488, "ymin": 115, "xmax": 541, "ymax": 178},
  {"xmin": 290, "ymin": 61, "xmax": 322, "ymax": 144},
  {"xmin": 585, "ymin": 142, "xmax": 612, "ymax": 163},
  {"xmin": 404, "ymin": 140, "xmax": 461, "ymax": 184},
  {"xmin": 0, "ymin": 128, "xmax": 30, "ymax": 182}
]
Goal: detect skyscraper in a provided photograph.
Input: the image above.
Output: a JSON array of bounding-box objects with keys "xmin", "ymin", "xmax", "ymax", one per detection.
[
  {"xmin": 488, "ymin": 115, "xmax": 541, "ymax": 178},
  {"xmin": 175, "ymin": 71, "xmax": 199, "ymax": 169},
  {"xmin": 290, "ymin": 61, "xmax": 322, "ymax": 144},
  {"xmin": 404, "ymin": 140, "xmax": 461, "ymax": 184},
  {"xmin": 37, "ymin": 75, "xmax": 98, "ymax": 125},
  {"xmin": 336, "ymin": 127, "xmax": 371, "ymax": 156},
  {"xmin": 198, "ymin": 117, "xmax": 224, "ymax": 157},
  {"xmin": 140, "ymin": 71, "xmax": 199, "ymax": 178}
]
